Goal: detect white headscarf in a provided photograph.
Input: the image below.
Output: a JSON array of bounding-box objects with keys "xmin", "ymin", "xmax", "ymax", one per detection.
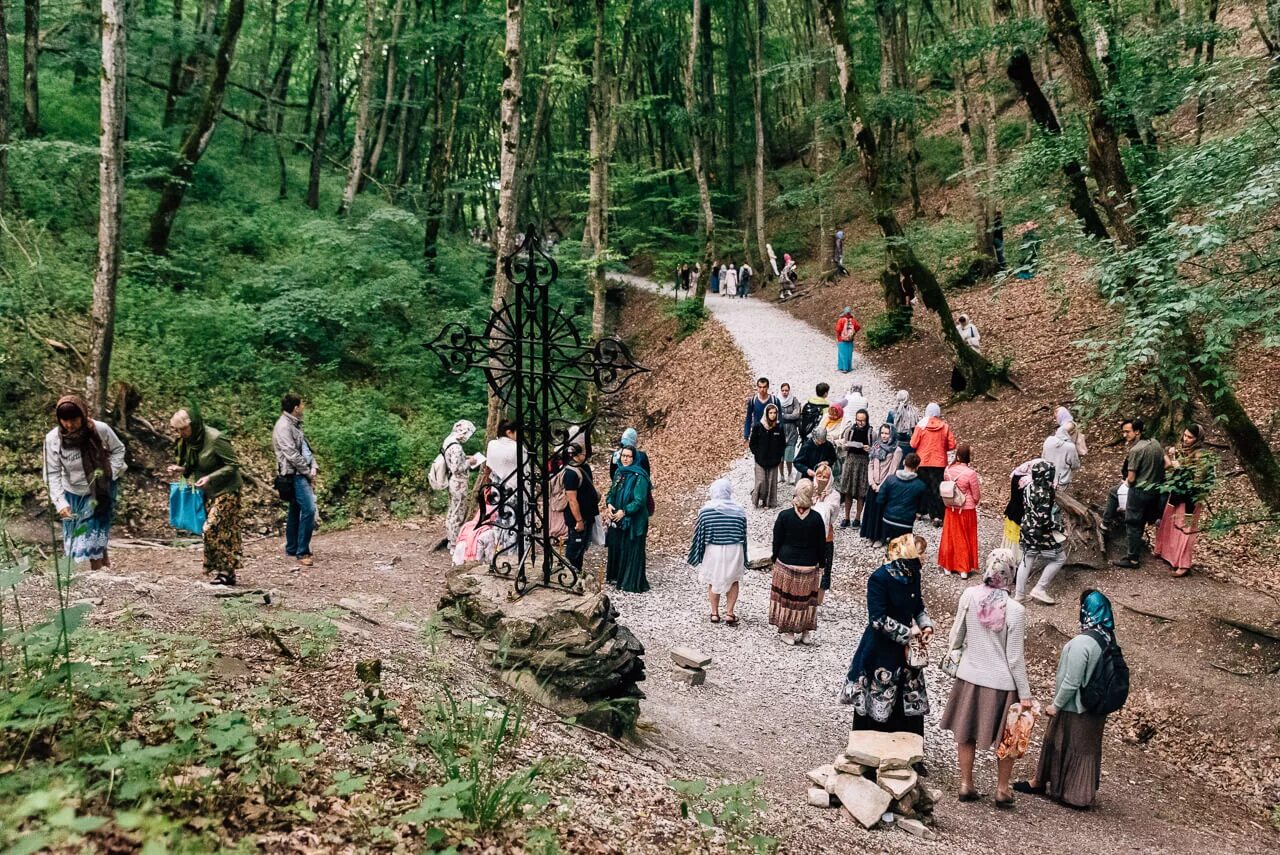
[
  {"xmin": 703, "ymin": 478, "xmax": 746, "ymax": 520},
  {"xmin": 450, "ymin": 419, "xmax": 477, "ymax": 447},
  {"xmin": 925, "ymin": 402, "xmax": 941, "ymax": 419}
]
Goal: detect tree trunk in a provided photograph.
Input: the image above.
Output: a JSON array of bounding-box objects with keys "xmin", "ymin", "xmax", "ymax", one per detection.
[
  {"xmin": 392, "ymin": 72, "xmax": 415, "ymax": 189},
  {"xmin": 585, "ymin": 0, "xmax": 609, "ymax": 342},
  {"xmin": 23, "ymin": 0, "xmax": 38, "ymax": 136},
  {"xmin": 163, "ymin": 0, "xmax": 184, "ymax": 127},
  {"xmin": 338, "ymin": 0, "xmax": 377, "ymax": 215},
  {"xmin": 1193, "ymin": 0, "xmax": 1220, "ymax": 145},
  {"xmin": 819, "ymin": 0, "xmax": 994, "ymax": 393},
  {"xmin": 751, "ymin": 0, "xmax": 768, "ymax": 271},
  {"xmin": 1190, "ymin": 361, "xmax": 1280, "ymax": 512},
  {"xmin": 1006, "ymin": 47, "xmax": 1108, "ymax": 240},
  {"xmin": 685, "ymin": 0, "xmax": 714, "ymax": 302},
  {"xmin": 364, "ymin": 0, "xmax": 405, "ymax": 187},
  {"xmin": 306, "ymin": 0, "xmax": 331, "ymax": 210},
  {"xmin": 486, "ymin": 0, "xmax": 524, "ymax": 439},
  {"xmin": 423, "ymin": 22, "xmax": 468, "ymax": 266},
  {"xmin": 89, "ymin": 0, "xmax": 126, "ymax": 415},
  {"xmin": 268, "ymin": 40, "xmax": 296, "ymax": 198},
  {"xmin": 952, "ymin": 61, "xmax": 995, "ymax": 267},
  {"xmin": 1042, "ymin": 0, "xmax": 1140, "ymax": 247},
  {"xmin": 0, "ymin": 1, "xmax": 10, "ymax": 201},
  {"xmin": 514, "ymin": 11, "xmax": 560, "ymax": 226},
  {"xmin": 147, "ymin": 0, "xmax": 246, "ymax": 255}
]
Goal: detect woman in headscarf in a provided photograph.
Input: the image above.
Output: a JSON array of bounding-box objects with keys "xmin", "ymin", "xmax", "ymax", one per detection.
[
  {"xmin": 749, "ymin": 402, "xmax": 787, "ymax": 509},
  {"xmin": 938, "ymin": 444, "xmax": 982, "ymax": 578},
  {"xmin": 835, "ymin": 308, "xmax": 860, "ymax": 373},
  {"xmin": 1041, "ymin": 420, "xmax": 1082, "ymax": 488},
  {"xmin": 1015, "ymin": 589, "xmax": 1116, "ymax": 809},
  {"xmin": 837, "ymin": 409, "xmax": 871, "ymax": 528},
  {"xmin": 610, "ymin": 427, "xmax": 651, "ymax": 478},
  {"xmin": 941, "ymin": 549, "xmax": 1032, "ymax": 807},
  {"xmin": 779, "ymin": 253, "xmax": 798, "ymax": 298},
  {"xmin": 811, "ymin": 462, "xmax": 841, "ymax": 602},
  {"xmin": 1155, "ymin": 423, "xmax": 1213, "ymax": 578},
  {"xmin": 440, "ymin": 420, "xmax": 479, "ymax": 551},
  {"xmin": 911, "ymin": 402, "xmax": 957, "ymax": 526},
  {"xmin": 768, "ymin": 479, "xmax": 826, "ymax": 644},
  {"xmin": 605, "ymin": 447, "xmax": 652, "ymax": 593},
  {"xmin": 1015, "ymin": 460, "xmax": 1066, "ymax": 605},
  {"xmin": 860, "ymin": 424, "xmax": 902, "ymax": 545},
  {"xmin": 1000, "ymin": 458, "xmax": 1039, "ymax": 561},
  {"xmin": 777, "ymin": 383, "xmax": 802, "ymax": 484},
  {"xmin": 43, "ymin": 396, "xmax": 127, "ymax": 569},
  {"xmin": 688, "ymin": 478, "xmax": 748, "ymax": 625},
  {"xmin": 171, "ymin": 408, "xmax": 243, "ymax": 585},
  {"xmin": 843, "ymin": 534, "xmax": 934, "ymax": 752},
  {"xmin": 820, "ymin": 403, "xmax": 846, "ymax": 440},
  {"xmin": 1054, "ymin": 406, "xmax": 1088, "ymax": 456},
  {"xmin": 886, "ymin": 390, "xmax": 919, "ymax": 466}
]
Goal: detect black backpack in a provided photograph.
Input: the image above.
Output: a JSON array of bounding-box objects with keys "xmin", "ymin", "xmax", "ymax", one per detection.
[
  {"xmin": 1081, "ymin": 630, "xmax": 1130, "ymax": 715},
  {"xmin": 800, "ymin": 401, "xmax": 825, "ymax": 440}
]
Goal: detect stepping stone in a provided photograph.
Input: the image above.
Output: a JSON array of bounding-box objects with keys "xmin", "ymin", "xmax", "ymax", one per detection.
[
  {"xmin": 807, "ymin": 787, "xmax": 835, "ymax": 807},
  {"xmin": 746, "ymin": 542, "xmax": 771, "ymax": 570},
  {"xmin": 670, "ymin": 646, "xmax": 711, "ymax": 669},
  {"xmin": 671, "ymin": 664, "xmax": 706, "ymax": 686},
  {"xmin": 877, "ymin": 769, "xmax": 918, "ymax": 800},
  {"xmin": 830, "ymin": 773, "xmax": 891, "ymax": 829},
  {"xmin": 807, "ymin": 764, "xmax": 836, "ymax": 788},
  {"xmin": 844, "ymin": 730, "xmax": 925, "ymax": 770}
]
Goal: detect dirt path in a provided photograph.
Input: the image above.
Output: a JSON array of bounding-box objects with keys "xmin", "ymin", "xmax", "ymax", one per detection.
[{"xmin": 607, "ymin": 275, "xmax": 1275, "ymax": 854}]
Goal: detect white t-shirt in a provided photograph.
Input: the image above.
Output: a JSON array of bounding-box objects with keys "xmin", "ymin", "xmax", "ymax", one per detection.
[{"xmin": 486, "ymin": 437, "xmax": 519, "ymax": 485}]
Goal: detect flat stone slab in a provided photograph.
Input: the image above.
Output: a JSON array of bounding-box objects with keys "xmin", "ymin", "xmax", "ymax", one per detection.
[
  {"xmin": 834, "ymin": 756, "xmax": 873, "ymax": 776},
  {"xmin": 831, "ymin": 773, "xmax": 891, "ymax": 829},
  {"xmin": 746, "ymin": 541, "xmax": 771, "ymax": 569},
  {"xmin": 807, "ymin": 787, "xmax": 835, "ymax": 807},
  {"xmin": 899, "ymin": 818, "xmax": 936, "ymax": 840},
  {"xmin": 877, "ymin": 769, "xmax": 917, "ymax": 800},
  {"xmin": 844, "ymin": 731, "xmax": 925, "ymax": 770},
  {"xmin": 807, "ymin": 764, "xmax": 836, "ymax": 789},
  {"xmin": 670, "ymin": 646, "xmax": 711, "ymax": 669},
  {"xmin": 671, "ymin": 664, "xmax": 706, "ymax": 686}
]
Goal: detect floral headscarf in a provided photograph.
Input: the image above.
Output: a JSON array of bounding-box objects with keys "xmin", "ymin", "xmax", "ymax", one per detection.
[
  {"xmin": 449, "ymin": 420, "xmax": 477, "ymax": 446},
  {"xmin": 977, "ymin": 548, "xmax": 1017, "ymax": 631}
]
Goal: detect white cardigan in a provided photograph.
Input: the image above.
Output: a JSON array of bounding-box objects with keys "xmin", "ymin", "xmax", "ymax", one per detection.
[
  {"xmin": 43, "ymin": 424, "xmax": 127, "ymax": 513},
  {"xmin": 947, "ymin": 584, "xmax": 1031, "ymax": 698}
]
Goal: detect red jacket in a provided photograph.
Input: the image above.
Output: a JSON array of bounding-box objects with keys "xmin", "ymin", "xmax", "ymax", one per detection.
[
  {"xmin": 835, "ymin": 315, "xmax": 860, "ymax": 342},
  {"xmin": 910, "ymin": 417, "xmax": 957, "ymax": 468}
]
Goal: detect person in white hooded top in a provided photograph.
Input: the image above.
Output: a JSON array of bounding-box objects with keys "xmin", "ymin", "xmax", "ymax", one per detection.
[{"xmin": 1041, "ymin": 422, "xmax": 1082, "ymax": 488}]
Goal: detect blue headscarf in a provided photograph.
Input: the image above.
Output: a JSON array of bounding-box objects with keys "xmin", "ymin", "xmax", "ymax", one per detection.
[
  {"xmin": 620, "ymin": 427, "xmax": 638, "ymax": 448},
  {"xmin": 1080, "ymin": 589, "xmax": 1115, "ymax": 639}
]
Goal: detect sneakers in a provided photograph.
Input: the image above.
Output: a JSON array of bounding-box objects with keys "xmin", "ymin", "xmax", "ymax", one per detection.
[
  {"xmin": 839, "ymin": 520, "xmax": 852, "ymax": 529},
  {"xmin": 959, "ymin": 572, "xmax": 971, "ymax": 581},
  {"xmin": 1029, "ymin": 588, "xmax": 1056, "ymax": 605}
]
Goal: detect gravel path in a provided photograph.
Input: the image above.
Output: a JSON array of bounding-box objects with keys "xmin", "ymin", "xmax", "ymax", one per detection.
[{"xmin": 605, "ymin": 275, "xmax": 1267, "ymax": 855}]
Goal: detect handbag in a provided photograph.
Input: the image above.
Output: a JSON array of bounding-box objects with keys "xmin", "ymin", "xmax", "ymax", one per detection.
[
  {"xmin": 905, "ymin": 634, "xmax": 929, "ymax": 669},
  {"xmin": 273, "ymin": 473, "xmax": 296, "ymax": 503},
  {"xmin": 941, "ymin": 648, "xmax": 962, "ymax": 678},
  {"xmin": 939, "ymin": 479, "xmax": 966, "ymax": 508},
  {"xmin": 168, "ymin": 481, "xmax": 207, "ymax": 534}
]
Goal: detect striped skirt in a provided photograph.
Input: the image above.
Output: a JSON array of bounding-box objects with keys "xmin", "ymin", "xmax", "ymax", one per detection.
[{"xmin": 769, "ymin": 559, "xmax": 821, "ymax": 633}]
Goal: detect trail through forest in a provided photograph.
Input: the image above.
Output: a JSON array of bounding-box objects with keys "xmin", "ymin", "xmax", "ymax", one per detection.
[{"xmin": 607, "ymin": 274, "xmax": 1272, "ymax": 854}]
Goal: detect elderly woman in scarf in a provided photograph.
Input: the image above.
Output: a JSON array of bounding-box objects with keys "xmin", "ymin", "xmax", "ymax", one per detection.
[
  {"xmin": 687, "ymin": 478, "xmax": 748, "ymax": 624},
  {"xmin": 860, "ymin": 424, "xmax": 902, "ymax": 545},
  {"xmin": 1016, "ymin": 589, "xmax": 1117, "ymax": 809},
  {"xmin": 886, "ymin": 390, "xmax": 919, "ymax": 465},
  {"xmin": 843, "ymin": 534, "xmax": 934, "ymax": 756},
  {"xmin": 606, "ymin": 447, "xmax": 652, "ymax": 593},
  {"xmin": 1155, "ymin": 423, "xmax": 1214, "ymax": 577},
  {"xmin": 170, "ymin": 408, "xmax": 244, "ymax": 585},
  {"xmin": 1015, "ymin": 460, "xmax": 1066, "ymax": 605},
  {"xmin": 43, "ymin": 396, "xmax": 127, "ymax": 569},
  {"xmin": 441, "ymin": 420, "xmax": 480, "ymax": 551},
  {"xmin": 941, "ymin": 549, "xmax": 1032, "ymax": 807},
  {"xmin": 769, "ymin": 479, "xmax": 826, "ymax": 644}
]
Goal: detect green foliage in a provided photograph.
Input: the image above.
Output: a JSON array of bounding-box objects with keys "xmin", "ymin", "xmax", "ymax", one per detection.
[
  {"xmin": 863, "ymin": 306, "xmax": 914, "ymax": 349},
  {"xmin": 668, "ymin": 777, "xmax": 778, "ymax": 854},
  {"xmin": 665, "ymin": 298, "xmax": 710, "ymax": 340}
]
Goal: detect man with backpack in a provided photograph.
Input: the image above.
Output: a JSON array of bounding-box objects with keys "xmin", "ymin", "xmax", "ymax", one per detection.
[
  {"xmin": 1014, "ymin": 589, "xmax": 1127, "ymax": 809},
  {"xmin": 799, "ymin": 383, "xmax": 831, "ymax": 443},
  {"xmin": 559, "ymin": 443, "xmax": 599, "ymax": 572},
  {"xmin": 742, "ymin": 378, "xmax": 780, "ymax": 443}
]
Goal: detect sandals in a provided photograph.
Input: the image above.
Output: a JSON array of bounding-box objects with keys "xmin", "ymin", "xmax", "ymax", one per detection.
[
  {"xmin": 710, "ymin": 614, "xmax": 722, "ymax": 624},
  {"xmin": 994, "ymin": 793, "xmax": 1016, "ymax": 809},
  {"xmin": 724, "ymin": 614, "xmax": 740, "ymax": 626},
  {"xmin": 1012, "ymin": 781, "xmax": 1046, "ymax": 796},
  {"xmin": 957, "ymin": 789, "xmax": 983, "ymax": 803}
]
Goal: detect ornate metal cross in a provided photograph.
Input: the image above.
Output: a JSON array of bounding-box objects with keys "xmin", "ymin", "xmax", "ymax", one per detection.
[{"xmin": 426, "ymin": 225, "xmax": 647, "ymax": 594}]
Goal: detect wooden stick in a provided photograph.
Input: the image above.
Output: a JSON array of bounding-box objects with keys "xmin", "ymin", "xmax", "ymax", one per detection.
[{"xmin": 1118, "ymin": 602, "xmax": 1177, "ymax": 623}]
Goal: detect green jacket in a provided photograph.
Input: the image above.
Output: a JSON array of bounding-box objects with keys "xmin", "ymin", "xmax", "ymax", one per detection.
[
  {"xmin": 606, "ymin": 468, "xmax": 651, "ymax": 538},
  {"xmin": 182, "ymin": 424, "xmax": 243, "ymax": 499},
  {"xmin": 1052, "ymin": 633, "xmax": 1103, "ymax": 714}
]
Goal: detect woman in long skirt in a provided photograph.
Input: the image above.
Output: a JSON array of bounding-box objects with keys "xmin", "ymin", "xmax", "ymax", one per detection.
[
  {"xmin": 811, "ymin": 463, "xmax": 840, "ymax": 602},
  {"xmin": 605, "ymin": 447, "xmax": 653, "ymax": 593},
  {"xmin": 769, "ymin": 480, "xmax": 826, "ymax": 644},
  {"xmin": 43, "ymin": 396, "xmax": 127, "ymax": 569},
  {"xmin": 837, "ymin": 409, "xmax": 871, "ymax": 527},
  {"xmin": 835, "ymin": 308, "xmax": 859, "ymax": 373},
  {"xmin": 938, "ymin": 444, "xmax": 982, "ymax": 578},
  {"xmin": 172, "ymin": 408, "xmax": 244, "ymax": 585},
  {"xmin": 687, "ymin": 479, "xmax": 748, "ymax": 625},
  {"xmin": 843, "ymin": 534, "xmax": 934, "ymax": 758},
  {"xmin": 860, "ymin": 425, "xmax": 900, "ymax": 544},
  {"xmin": 1015, "ymin": 589, "xmax": 1116, "ymax": 809},
  {"xmin": 1154, "ymin": 424, "xmax": 1211, "ymax": 578}
]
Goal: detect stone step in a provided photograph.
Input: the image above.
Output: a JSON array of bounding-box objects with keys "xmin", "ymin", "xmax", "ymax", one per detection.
[{"xmin": 670, "ymin": 646, "xmax": 711, "ymax": 669}]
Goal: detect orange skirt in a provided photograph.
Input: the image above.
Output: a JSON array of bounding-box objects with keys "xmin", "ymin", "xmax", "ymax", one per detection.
[{"xmin": 938, "ymin": 506, "xmax": 979, "ymax": 574}]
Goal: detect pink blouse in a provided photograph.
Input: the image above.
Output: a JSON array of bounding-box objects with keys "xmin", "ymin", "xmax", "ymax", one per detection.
[{"xmin": 944, "ymin": 463, "xmax": 981, "ymax": 510}]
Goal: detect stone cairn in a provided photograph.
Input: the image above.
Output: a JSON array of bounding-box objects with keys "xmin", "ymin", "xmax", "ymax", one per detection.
[
  {"xmin": 670, "ymin": 646, "xmax": 710, "ymax": 685},
  {"xmin": 805, "ymin": 731, "xmax": 938, "ymax": 840},
  {"xmin": 436, "ymin": 562, "xmax": 645, "ymax": 738}
]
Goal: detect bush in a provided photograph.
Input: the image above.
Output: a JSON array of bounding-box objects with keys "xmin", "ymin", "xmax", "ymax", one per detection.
[
  {"xmin": 665, "ymin": 299, "xmax": 709, "ymax": 339},
  {"xmin": 863, "ymin": 306, "xmax": 914, "ymax": 349}
]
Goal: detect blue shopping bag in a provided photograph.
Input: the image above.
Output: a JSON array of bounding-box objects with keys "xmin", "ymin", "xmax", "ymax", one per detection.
[{"xmin": 169, "ymin": 482, "xmax": 207, "ymax": 534}]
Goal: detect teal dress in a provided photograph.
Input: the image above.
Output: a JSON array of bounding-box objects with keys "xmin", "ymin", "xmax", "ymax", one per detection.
[{"xmin": 605, "ymin": 464, "xmax": 652, "ymax": 593}]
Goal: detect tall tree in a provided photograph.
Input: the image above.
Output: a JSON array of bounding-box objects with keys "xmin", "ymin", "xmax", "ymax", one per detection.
[
  {"xmin": 338, "ymin": 0, "xmax": 378, "ymax": 215},
  {"xmin": 163, "ymin": 0, "xmax": 185, "ymax": 127},
  {"xmin": 585, "ymin": 0, "xmax": 610, "ymax": 342},
  {"xmin": 306, "ymin": 0, "xmax": 332, "ymax": 210},
  {"xmin": 364, "ymin": 0, "xmax": 406, "ymax": 186},
  {"xmin": 485, "ymin": 0, "xmax": 524, "ymax": 438},
  {"xmin": 89, "ymin": 0, "xmax": 127, "ymax": 415},
  {"xmin": 685, "ymin": 0, "xmax": 714, "ymax": 301},
  {"xmin": 819, "ymin": 0, "xmax": 994, "ymax": 393},
  {"xmin": 0, "ymin": 1, "xmax": 10, "ymax": 201},
  {"xmin": 23, "ymin": 0, "xmax": 38, "ymax": 136},
  {"xmin": 147, "ymin": 0, "xmax": 247, "ymax": 254},
  {"xmin": 751, "ymin": 0, "xmax": 767, "ymax": 272}
]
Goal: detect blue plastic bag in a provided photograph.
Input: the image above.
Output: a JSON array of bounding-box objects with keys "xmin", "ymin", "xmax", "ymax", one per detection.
[{"xmin": 169, "ymin": 482, "xmax": 207, "ymax": 534}]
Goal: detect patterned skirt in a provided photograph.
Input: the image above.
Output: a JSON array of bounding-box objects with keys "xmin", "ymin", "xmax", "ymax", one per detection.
[
  {"xmin": 838, "ymin": 454, "xmax": 868, "ymax": 500},
  {"xmin": 62, "ymin": 490, "xmax": 113, "ymax": 562},
  {"xmin": 204, "ymin": 491, "xmax": 243, "ymax": 578},
  {"xmin": 768, "ymin": 559, "xmax": 821, "ymax": 633}
]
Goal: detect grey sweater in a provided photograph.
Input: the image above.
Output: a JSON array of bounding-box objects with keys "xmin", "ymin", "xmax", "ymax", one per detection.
[{"xmin": 948, "ymin": 585, "xmax": 1031, "ymax": 699}]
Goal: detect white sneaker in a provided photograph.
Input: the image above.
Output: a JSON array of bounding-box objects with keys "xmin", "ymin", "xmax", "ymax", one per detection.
[
  {"xmin": 781, "ymin": 632, "xmax": 797, "ymax": 645},
  {"xmin": 1030, "ymin": 588, "xmax": 1057, "ymax": 605},
  {"xmin": 960, "ymin": 572, "xmax": 971, "ymax": 580},
  {"xmin": 799, "ymin": 631, "xmax": 812, "ymax": 645}
]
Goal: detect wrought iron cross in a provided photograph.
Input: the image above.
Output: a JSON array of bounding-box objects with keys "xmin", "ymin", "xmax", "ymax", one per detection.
[{"xmin": 426, "ymin": 225, "xmax": 647, "ymax": 594}]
